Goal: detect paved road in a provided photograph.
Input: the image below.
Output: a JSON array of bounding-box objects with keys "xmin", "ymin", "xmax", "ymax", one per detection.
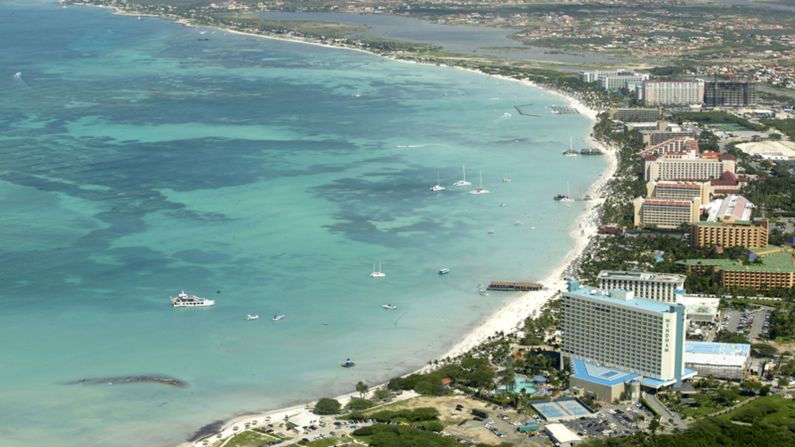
[{"xmin": 643, "ymin": 392, "xmax": 685, "ymax": 430}]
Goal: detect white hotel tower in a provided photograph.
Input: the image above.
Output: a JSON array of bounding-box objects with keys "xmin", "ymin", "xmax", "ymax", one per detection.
[
  {"xmin": 597, "ymin": 270, "xmax": 686, "ymax": 303},
  {"xmin": 561, "ymin": 280, "xmax": 687, "ymax": 384}
]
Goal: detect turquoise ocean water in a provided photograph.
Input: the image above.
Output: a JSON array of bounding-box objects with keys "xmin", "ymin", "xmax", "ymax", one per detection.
[{"xmin": 0, "ymin": 2, "xmax": 606, "ymax": 446}]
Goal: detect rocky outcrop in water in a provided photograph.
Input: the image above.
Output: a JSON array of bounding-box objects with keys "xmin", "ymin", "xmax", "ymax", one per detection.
[{"xmin": 65, "ymin": 375, "xmax": 187, "ymax": 388}]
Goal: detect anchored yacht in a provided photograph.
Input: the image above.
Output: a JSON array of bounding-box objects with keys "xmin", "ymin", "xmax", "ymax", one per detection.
[{"xmin": 171, "ymin": 290, "xmax": 215, "ymax": 308}]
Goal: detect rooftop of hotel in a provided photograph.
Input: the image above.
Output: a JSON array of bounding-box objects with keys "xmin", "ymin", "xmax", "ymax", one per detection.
[
  {"xmin": 678, "ymin": 295, "xmax": 720, "ymax": 316},
  {"xmin": 570, "ymin": 359, "xmax": 697, "ymax": 389},
  {"xmin": 598, "ymin": 270, "xmax": 686, "ymax": 282},
  {"xmin": 642, "ymin": 199, "xmax": 694, "ymax": 206},
  {"xmin": 707, "ymin": 194, "xmax": 754, "ymax": 222},
  {"xmin": 684, "ymin": 342, "xmax": 750, "ymax": 367},
  {"xmin": 693, "ymin": 219, "xmax": 765, "ymax": 227},
  {"xmin": 565, "ymin": 283, "xmax": 678, "ymax": 313},
  {"xmin": 680, "ymin": 246, "xmax": 795, "ymax": 273},
  {"xmin": 654, "ymin": 181, "xmax": 705, "ymax": 188}
]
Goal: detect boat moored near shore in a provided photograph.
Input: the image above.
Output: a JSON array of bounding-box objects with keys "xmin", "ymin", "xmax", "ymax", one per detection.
[{"xmin": 171, "ymin": 290, "xmax": 215, "ymax": 308}]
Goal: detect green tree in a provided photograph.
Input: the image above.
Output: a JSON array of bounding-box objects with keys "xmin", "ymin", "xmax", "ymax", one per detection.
[
  {"xmin": 649, "ymin": 415, "xmax": 661, "ymax": 434},
  {"xmin": 356, "ymin": 381, "xmax": 369, "ymax": 398},
  {"xmin": 313, "ymin": 397, "xmax": 341, "ymax": 415}
]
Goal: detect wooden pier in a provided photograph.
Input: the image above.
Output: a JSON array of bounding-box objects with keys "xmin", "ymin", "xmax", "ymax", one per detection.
[{"xmin": 487, "ymin": 281, "xmax": 544, "ymax": 292}]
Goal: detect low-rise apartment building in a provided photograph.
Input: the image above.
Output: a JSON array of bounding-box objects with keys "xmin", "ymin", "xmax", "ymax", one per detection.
[
  {"xmin": 633, "ymin": 197, "xmax": 702, "ymax": 229},
  {"xmin": 680, "ymin": 246, "xmax": 795, "ymax": 291},
  {"xmin": 690, "ymin": 220, "xmax": 769, "ymax": 249},
  {"xmin": 647, "ymin": 180, "xmax": 710, "ymax": 204},
  {"xmin": 644, "ymin": 152, "xmax": 736, "ymax": 182}
]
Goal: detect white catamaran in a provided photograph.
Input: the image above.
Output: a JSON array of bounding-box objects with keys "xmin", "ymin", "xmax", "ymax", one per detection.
[{"xmin": 369, "ymin": 261, "xmax": 386, "ymax": 278}]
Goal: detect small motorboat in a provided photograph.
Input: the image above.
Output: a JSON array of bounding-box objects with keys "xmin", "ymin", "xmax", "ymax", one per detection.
[
  {"xmin": 272, "ymin": 314, "xmax": 285, "ymax": 321},
  {"xmin": 438, "ymin": 268, "xmax": 451, "ymax": 275},
  {"xmin": 341, "ymin": 358, "xmax": 355, "ymax": 368},
  {"xmin": 382, "ymin": 304, "xmax": 397, "ymax": 310},
  {"xmin": 246, "ymin": 314, "xmax": 260, "ymax": 321}
]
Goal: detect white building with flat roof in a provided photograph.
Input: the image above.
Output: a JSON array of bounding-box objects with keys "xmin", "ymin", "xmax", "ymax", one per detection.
[
  {"xmin": 545, "ymin": 423, "xmax": 582, "ymax": 447},
  {"xmin": 643, "ymin": 80, "xmax": 705, "ymax": 105},
  {"xmin": 598, "ymin": 270, "xmax": 686, "ymax": 303},
  {"xmin": 684, "ymin": 342, "xmax": 750, "ymax": 380},
  {"xmin": 561, "ymin": 281, "xmax": 687, "ymax": 382}
]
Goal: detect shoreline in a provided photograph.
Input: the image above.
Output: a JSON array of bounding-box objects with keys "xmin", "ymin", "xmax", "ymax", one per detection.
[{"xmin": 65, "ymin": 3, "xmax": 618, "ymax": 445}]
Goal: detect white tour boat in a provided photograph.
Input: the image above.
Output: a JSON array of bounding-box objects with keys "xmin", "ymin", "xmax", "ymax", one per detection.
[{"xmin": 171, "ymin": 290, "xmax": 215, "ymax": 308}]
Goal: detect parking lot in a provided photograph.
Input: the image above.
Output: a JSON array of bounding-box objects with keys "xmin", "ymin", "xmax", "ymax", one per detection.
[
  {"xmin": 561, "ymin": 402, "xmax": 652, "ymax": 439},
  {"xmin": 720, "ymin": 308, "xmax": 771, "ymax": 340}
]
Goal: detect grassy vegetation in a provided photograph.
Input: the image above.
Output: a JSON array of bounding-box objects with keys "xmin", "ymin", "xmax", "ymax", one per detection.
[
  {"xmin": 352, "ymin": 424, "xmax": 511, "ymax": 447},
  {"xmin": 583, "ymin": 395, "xmax": 795, "ymax": 447},
  {"xmin": 719, "ymin": 395, "xmax": 795, "ymax": 425},
  {"xmin": 762, "ymin": 118, "xmax": 795, "ymax": 140},
  {"xmin": 223, "ymin": 429, "xmax": 283, "ymax": 447},
  {"xmin": 297, "ymin": 438, "xmax": 339, "ymax": 447},
  {"xmin": 673, "ymin": 111, "xmax": 768, "ymax": 132}
]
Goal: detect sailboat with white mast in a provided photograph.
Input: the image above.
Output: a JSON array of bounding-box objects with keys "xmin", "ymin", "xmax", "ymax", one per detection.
[
  {"xmin": 452, "ymin": 166, "xmax": 471, "ymax": 187},
  {"xmin": 469, "ymin": 171, "xmax": 490, "ymax": 195},
  {"xmin": 563, "ymin": 137, "xmax": 579, "ymax": 157},
  {"xmin": 553, "ymin": 182, "xmax": 575, "ymax": 202},
  {"xmin": 430, "ymin": 172, "xmax": 446, "ymax": 192},
  {"xmin": 369, "ymin": 261, "xmax": 386, "ymax": 278}
]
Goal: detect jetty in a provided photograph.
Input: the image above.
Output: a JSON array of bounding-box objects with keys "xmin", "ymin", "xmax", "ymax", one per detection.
[
  {"xmin": 487, "ymin": 281, "xmax": 543, "ymax": 292},
  {"xmin": 580, "ymin": 147, "xmax": 604, "ymax": 155},
  {"xmin": 513, "ymin": 104, "xmax": 541, "ymax": 117},
  {"xmin": 550, "ymin": 105, "xmax": 579, "ymax": 115}
]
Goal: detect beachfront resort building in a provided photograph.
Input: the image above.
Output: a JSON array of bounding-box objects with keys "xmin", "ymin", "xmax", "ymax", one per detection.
[
  {"xmin": 647, "ymin": 180, "xmax": 710, "ymax": 204},
  {"xmin": 710, "ymin": 172, "xmax": 746, "ymax": 197},
  {"xmin": 704, "ymin": 80, "xmax": 757, "ymax": 107},
  {"xmin": 690, "ymin": 220, "xmax": 769, "ymax": 249},
  {"xmin": 639, "ymin": 137, "xmax": 699, "ymax": 158},
  {"xmin": 680, "ymin": 245, "xmax": 795, "ymax": 291},
  {"xmin": 561, "ymin": 281, "xmax": 692, "ymax": 402},
  {"xmin": 633, "ymin": 196, "xmax": 702, "ymax": 229},
  {"xmin": 641, "ymin": 130, "xmax": 696, "ymax": 146},
  {"xmin": 704, "ymin": 194, "xmax": 755, "ymax": 223},
  {"xmin": 597, "ymin": 270, "xmax": 686, "ymax": 303},
  {"xmin": 579, "ymin": 69, "xmax": 648, "ymax": 93},
  {"xmin": 642, "ymin": 80, "xmax": 705, "ymax": 106},
  {"xmin": 684, "ymin": 342, "xmax": 750, "ymax": 380},
  {"xmin": 609, "ymin": 107, "xmax": 661, "ymax": 123},
  {"xmin": 644, "ymin": 151, "xmax": 736, "ymax": 182}
]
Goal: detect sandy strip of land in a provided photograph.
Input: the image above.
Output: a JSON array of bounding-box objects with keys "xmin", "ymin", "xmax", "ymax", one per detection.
[
  {"xmin": 173, "ymin": 30, "xmax": 618, "ymax": 447},
  {"xmin": 178, "ymin": 87, "xmax": 617, "ymax": 447}
]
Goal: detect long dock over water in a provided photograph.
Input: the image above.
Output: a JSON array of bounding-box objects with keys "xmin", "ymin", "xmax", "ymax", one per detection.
[{"xmin": 487, "ymin": 281, "xmax": 544, "ymax": 292}]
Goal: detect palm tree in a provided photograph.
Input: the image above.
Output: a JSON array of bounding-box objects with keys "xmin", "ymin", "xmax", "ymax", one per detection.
[{"xmin": 355, "ymin": 381, "xmax": 369, "ymax": 399}]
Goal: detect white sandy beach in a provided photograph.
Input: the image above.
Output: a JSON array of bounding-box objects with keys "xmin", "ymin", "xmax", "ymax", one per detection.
[
  {"xmin": 80, "ymin": 5, "xmax": 618, "ymax": 445},
  {"xmin": 177, "ymin": 79, "xmax": 618, "ymax": 447}
]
